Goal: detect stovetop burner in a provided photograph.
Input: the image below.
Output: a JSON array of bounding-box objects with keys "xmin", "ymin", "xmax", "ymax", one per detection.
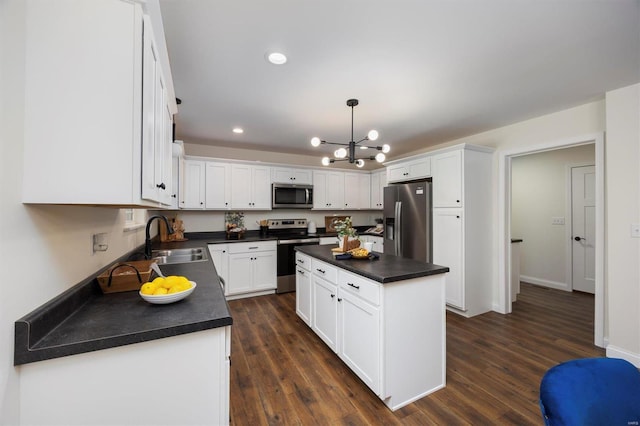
[{"xmin": 267, "ymin": 219, "xmax": 311, "ymax": 239}]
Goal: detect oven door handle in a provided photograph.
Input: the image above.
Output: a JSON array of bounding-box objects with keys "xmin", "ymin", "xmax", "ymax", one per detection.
[{"xmin": 277, "ymin": 238, "xmax": 320, "ymax": 245}]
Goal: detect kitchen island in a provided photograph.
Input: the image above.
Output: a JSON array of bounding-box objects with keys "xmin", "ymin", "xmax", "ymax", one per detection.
[{"xmin": 294, "ymin": 245, "xmax": 449, "ymax": 411}]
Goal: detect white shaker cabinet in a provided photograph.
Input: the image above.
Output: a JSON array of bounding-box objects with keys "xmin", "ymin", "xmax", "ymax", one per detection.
[
  {"xmin": 344, "ymin": 173, "xmax": 371, "ymax": 209},
  {"xmin": 271, "ymin": 167, "xmax": 312, "ymax": 185},
  {"xmin": 22, "ymin": 0, "xmax": 176, "ymax": 206},
  {"xmin": 431, "ymin": 144, "xmax": 493, "ymax": 317},
  {"xmin": 295, "ymin": 252, "xmax": 312, "ymax": 326},
  {"xmin": 205, "ymin": 162, "xmax": 232, "ymax": 209},
  {"xmin": 370, "ymin": 169, "xmax": 386, "ymax": 209},
  {"xmin": 386, "ymin": 157, "xmax": 431, "ymax": 183},
  {"xmin": 432, "ymin": 150, "xmax": 462, "ymax": 208},
  {"xmin": 208, "ymin": 244, "xmax": 229, "ymax": 289},
  {"xmin": 226, "ymin": 241, "xmax": 277, "ymax": 299},
  {"xmin": 180, "ymin": 159, "xmax": 206, "ymax": 209},
  {"xmin": 313, "ymin": 171, "xmax": 345, "ymax": 209},
  {"xmin": 231, "ymin": 164, "xmax": 271, "ymax": 209}
]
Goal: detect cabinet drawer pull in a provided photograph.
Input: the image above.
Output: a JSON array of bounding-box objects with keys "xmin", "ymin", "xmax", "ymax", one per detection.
[
  {"xmin": 297, "ymin": 259, "xmax": 304, "ymax": 264},
  {"xmin": 330, "ymin": 294, "xmax": 335, "ymax": 298},
  {"xmin": 249, "ymin": 246, "xmax": 259, "ymax": 250},
  {"xmin": 297, "ymin": 269, "xmax": 304, "ymax": 275},
  {"xmin": 338, "ymin": 298, "xmax": 342, "ymax": 302},
  {"xmin": 347, "ymin": 282, "xmax": 360, "ymax": 290},
  {"xmin": 316, "ymin": 268, "xmax": 325, "ymax": 274}
]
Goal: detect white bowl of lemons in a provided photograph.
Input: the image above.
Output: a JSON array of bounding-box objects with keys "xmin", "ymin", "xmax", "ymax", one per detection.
[{"xmin": 139, "ymin": 275, "xmax": 196, "ymax": 304}]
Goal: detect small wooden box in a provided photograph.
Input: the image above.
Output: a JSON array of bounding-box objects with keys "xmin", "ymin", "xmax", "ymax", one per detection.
[{"xmin": 97, "ymin": 260, "xmax": 155, "ymax": 294}]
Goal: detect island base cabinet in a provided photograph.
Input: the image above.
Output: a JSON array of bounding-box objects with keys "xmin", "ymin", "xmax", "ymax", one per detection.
[
  {"xmin": 20, "ymin": 327, "xmax": 231, "ymax": 425},
  {"xmin": 311, "ymin": 275, "xmax": 338, "ymax": 352},
  {"xmin": 295, "ymin": 267, "xmax": 312, "ymax": 326},
  {"xmin": 338, "ymin": 291, "xmax": 381, "ymax": 395}
]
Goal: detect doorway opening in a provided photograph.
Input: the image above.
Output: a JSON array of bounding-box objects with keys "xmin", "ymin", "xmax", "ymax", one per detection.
[{"xmin": 498, "ymin": 133, "xmax": 605, "ymax": 347}]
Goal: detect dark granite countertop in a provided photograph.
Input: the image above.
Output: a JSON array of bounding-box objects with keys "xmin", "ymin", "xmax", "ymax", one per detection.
[
  {"xmin": 295, "ymin": 245, "xmax": 449, "ymax": 283},
  {"xmin": 15, "ymin": 243, "xmax": 231, "ymax": 365}
]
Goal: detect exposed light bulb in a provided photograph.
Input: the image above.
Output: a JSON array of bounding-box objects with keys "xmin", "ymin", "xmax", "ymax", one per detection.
[
  {"xmin": 382, "ymin": 144, "xmax": 390, "ymax": 153},
  {"xmin": 368, "ymin": 130, "xmax": 379, "ymax": 141},
  {"xmin": 375, "ymin": 152, "xmax": 386, "ymax": 163},
  {"xmin": 310, "ymin": 137, "xmax": 321, "ymax": 147},
  {"xmin": 355, "ymin": 159, "xmax": 365, "ymax": 168},
  {"xmin": 267, "ymin": 52, "xmax": 287, "ymax": 65},
  {"xmin": 360, "ymin": 145, "xmax": 368, "ymax": 150},
  {"xmin": 335, "ymin": 148, "xmax": 347, "ymax": 159},
  {"xmin": 321, "ymin": 157, "xmax": 331, "ymax": 166},
  {"xmin": 232, "ymin": 127, "xmax": 244, "ymax": 134}
]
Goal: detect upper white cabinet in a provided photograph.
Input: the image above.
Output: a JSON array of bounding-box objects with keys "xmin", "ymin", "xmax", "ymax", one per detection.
[
  {"xmin": 344, "ymin": 173, "xmax": 371, "ymax": 209},
  {"xmin": 205, "ymin": 162, "xmax": 231, "ymax": 209},
  {"xmin": 22, "ymin": 0, "xmax": 176, "ymax": 206},
  {"xmin": 141, "ymin": 15, "xmax": 173, "ymax": 205},
  {"xmin": 431, "ymin": 145, "xmax": 494, "ymax": 317},
  {"xmin": 370, "ymin": 169, "xmax": 386, "ymax": 209},
  {"xmin": 432, "ymin": 150, "xmax": 462, "ymax": 207},
  {"xmin": 231, "ymin": 164, "xmax": 271, "ymax": 209},
  {"xmin": 271, "ymin": 167, "xmax": 312, "ymax": 185},
  {"xmin": 386, "ymin": 157, "xmax": 431, "ymax": 183},
  {"xmin": 180, "ymin": 159, "xmax": 206, "ymax": 209},
  {"xmin": 313, "ymin": 171, "xmax": 345, "ymax": 209}
]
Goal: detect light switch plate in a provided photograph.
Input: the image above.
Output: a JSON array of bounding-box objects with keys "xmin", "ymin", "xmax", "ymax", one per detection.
[{"xmin": 551, "ymin": 217, "xmax": 565, "ymax": 225}]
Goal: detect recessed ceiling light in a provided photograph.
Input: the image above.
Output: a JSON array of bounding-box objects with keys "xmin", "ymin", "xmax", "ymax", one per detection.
[
  {"xmin": 232, "ymin": 127, "xmax": 244, "ymax": 134},
  {"xmin": 267, "ymin": 52, "xmax": 287, "ymax": 65}
]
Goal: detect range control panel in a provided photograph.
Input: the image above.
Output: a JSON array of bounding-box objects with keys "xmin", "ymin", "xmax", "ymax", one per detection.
[{"xmin": 267, "ymin": 218, "xmax": 308, "ymax": 229}]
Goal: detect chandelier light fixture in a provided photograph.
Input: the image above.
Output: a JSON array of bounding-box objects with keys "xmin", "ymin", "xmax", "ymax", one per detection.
[{"xmin": 310, "ymin": 99, "xmax": 390, "ymax": 168}]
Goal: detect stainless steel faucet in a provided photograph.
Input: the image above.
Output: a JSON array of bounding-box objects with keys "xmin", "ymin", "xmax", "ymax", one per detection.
[{"xmin": 145, "ymin": 215, "xmax": 174, "ymax": 259}]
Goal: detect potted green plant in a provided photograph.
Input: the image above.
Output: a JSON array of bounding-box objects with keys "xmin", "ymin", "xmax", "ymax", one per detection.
[{"xmin": 333, "ymin": 217, "xmax": 360, "ymax": 251}]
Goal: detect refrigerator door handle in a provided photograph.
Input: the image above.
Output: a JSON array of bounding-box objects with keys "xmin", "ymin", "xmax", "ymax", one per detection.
[{"xmin": 395, "ymin": 201, "xmax": 402, "ymax": 256}]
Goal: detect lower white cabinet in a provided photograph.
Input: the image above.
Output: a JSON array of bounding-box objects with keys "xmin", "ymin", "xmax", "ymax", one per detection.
[
  {"xmin": 21, "ymin": 327, "xmax": 231, "ymax": 426},
  {"xmin": 432, "ymin": 209, "xmax": 464, "ymax": 309},
  {"xmin": 295, "ymin": 253, "xmax": 312, "ymax": 326},
  {"xmin": 360, "ymin": 235, "xmax": 384, "ymax": 253},
  {"xmin": 208, "ymin": 244, "xmax": 229, "ymax": 289},
  {"xmin": 300, "ymin": 253, "xmax": 446, "ymax": 411},
  {"xmin": 226, "ymin": 241, "xmax": 277, "ymax": 298}
]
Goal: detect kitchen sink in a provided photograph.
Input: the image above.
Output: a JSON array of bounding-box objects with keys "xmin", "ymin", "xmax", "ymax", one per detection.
[{"xmin": 151, "ymin": 248, "xmax": 208, "ymax": 265}]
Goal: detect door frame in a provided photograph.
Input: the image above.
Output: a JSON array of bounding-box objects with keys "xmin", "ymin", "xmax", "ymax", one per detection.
[
  {"xmin": 497, "ymin": 132, "xmax": 604, "ymax": 347},
  {"xmin": 566, "ymin": 163, "xmax": 596, "ymax": 293}
]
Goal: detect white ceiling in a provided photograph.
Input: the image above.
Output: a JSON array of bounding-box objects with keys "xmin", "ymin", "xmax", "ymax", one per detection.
[{"xmin": 159, "ymin": 0, "xmax": 640, "ymax": 161}]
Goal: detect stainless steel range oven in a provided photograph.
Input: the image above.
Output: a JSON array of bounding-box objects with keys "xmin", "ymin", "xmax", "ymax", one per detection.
[{"xmin": 268, "ymin": 219, "xmax": 319, "ymax": 293}]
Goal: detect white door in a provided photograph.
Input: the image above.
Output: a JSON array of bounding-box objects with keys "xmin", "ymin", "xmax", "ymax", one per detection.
[{"xmin": 571, "ymin": 165, "xmax": 596, "ymax": 294}]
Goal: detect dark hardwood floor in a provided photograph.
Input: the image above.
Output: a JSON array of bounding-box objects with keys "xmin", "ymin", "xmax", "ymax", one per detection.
[{"xmin": 227, "ymin": 283, "xmax": 604, "ymax": 425}]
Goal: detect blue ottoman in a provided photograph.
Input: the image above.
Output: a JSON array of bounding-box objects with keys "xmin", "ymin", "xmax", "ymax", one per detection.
[{"xmin": 539, "ymin": 357, "xmax": 640, "ymax": 426}]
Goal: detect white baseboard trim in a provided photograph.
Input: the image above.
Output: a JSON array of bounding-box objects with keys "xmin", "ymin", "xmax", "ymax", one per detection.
[
  {"xmin": 520, "ymin": 275, "xmax": 570, "ymax": 291},
  {"xmin": 606, "ymin": 345, "xmax": 640, "ymax": 368}
]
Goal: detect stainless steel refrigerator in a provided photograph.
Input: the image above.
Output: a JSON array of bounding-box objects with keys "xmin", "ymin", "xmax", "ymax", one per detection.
[{"xmin": 383, "ymin": 180, "xmax": 432, "ymax": 262}]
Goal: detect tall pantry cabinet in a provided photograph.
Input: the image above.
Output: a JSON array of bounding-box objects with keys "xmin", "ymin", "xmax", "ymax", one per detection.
[
  {"xmin": 21, "ymin": 0, "xmax": 177, "ymax": 207},
  {"xmin": 431, "ymin": 145, "xmax": 494, "ymax": 317}
]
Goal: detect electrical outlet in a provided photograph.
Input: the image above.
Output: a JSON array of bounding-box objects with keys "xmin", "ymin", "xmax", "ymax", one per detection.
[
  {"xmin": 551, "ymin": 217, "xmax": 565, "ymax": 225},
  {"xmin": 631, "ymin": 223, "xmax": 640, "ymax": 238}
]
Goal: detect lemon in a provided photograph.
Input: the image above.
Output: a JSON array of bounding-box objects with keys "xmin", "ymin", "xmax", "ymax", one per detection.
[
  {"xmin": 153, "ymin": 287, "xmax": 168, "ymax": 296},
  {"xmin": 162, "ymin": 276, "xmax": 181, "ymax": 289},
  {"xmin": 152, "ymin": 277, "xmax": 165, "ymax": 287},
  {"xmin": 140, "ymin": 282, "xmax": 157, "ymax": 295},
  {"xmin": 167, "ymin": 285, "xmax": 184, "ymax": 294}
]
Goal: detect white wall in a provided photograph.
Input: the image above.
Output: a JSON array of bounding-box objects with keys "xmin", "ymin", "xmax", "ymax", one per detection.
[
  {"xmin": 511, "ymin": 145, "xmax": 595, "ymax": 289},
  {"xmin": 0, "ymin": 2, "xmax": 150, "ymax": 423},
  {"xmin": 605, "ymin": 84, "xmax": 640, "ymax": 364}
]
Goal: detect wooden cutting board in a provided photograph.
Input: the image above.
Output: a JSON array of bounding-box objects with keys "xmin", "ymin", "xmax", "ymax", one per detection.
[{"xmin": 325, "ymin": 216, "xmax": 348, "ymax": 233}]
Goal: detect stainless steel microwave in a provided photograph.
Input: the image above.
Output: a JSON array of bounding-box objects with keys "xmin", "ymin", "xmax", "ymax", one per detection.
[{"xmin": 272, "ymin": 183, "xmax": 313, "ymax": 209}]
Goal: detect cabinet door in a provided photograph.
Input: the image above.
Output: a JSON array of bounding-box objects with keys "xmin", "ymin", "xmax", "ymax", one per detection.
[
  {"xmin": 227, "ymin": 253, "xmax": 254, "ymax": 295},
  {"xmin": 432, "ymin": 150, "xmax": 462, "ymax": 208},
  {"xmin": 326, "ymin": 172, "xmax": 345, "ymax": 209},
  {"xmin": 433, "ymin": 208, "xmax": 464, "ymax": 309},
  {"xmin": 169, "ymin": 155, "xmax": 181, "ymax": 209},
  {"xmin": 141, "ymin": 18, "xmax": 160, "ymax": 203},
  {"xmin": 313, "ymin": 171, "xmax": 329, "ymax": 209},
  {"xmin": 358, "ymin": 174, "xmax": 371, "ymax": 209},
  {"xmin": 251, "ymin": 166, "xmax": 272, "ymax": 209},
  {"xmin": 208, "ymin": 244, "xmax": 228, "ymax": 289},
  {"xmin": 205, "ymin": 162, "xmax": 231, "ymax": 209},
  {"xmin": 312, "ymin": 276, "xmax": 338, "ymax": 352},
  {"xmin": 370, "ymin": 171, "xmax": 385, "ymax": 209},
  {"xmin": 387, "ymin": 165, "xmax": 409, "ymax": 183},
  {"xmin": 252, "ymin": 250, "xmax": 277, "ymax": 291},
  {"xmin": 296, "ymin": 267, "xmax": 312, "ymax": 326},
  {"xmin": 370, "ymin": 236, "xmax": 384, "ymax": 253},
  {"xmin": 292, "ymin": 168, "xmax": 313, "ymax": 184},
  {"xmin": 339, "ymin": 292, "xmax": 380, "ymax": 394},
  {"xmin": 230, "ymin": 164, "xmax": 252, "ymax": 208},
  {"xmin": 181, "ymin": 160, "xmax": 205, "ymax": 208},
  {"xmin": 271, "ymin": 167, "xmax": 293, "ymax": 183},
  {"xmin": 409, "ymin": 158, "xmax": 431, "ymax": 179},
  {"xmin": 343, "ymin": 173, "xmax": 359, "ymax": 209},
  {"xmin": 160, "ymin": 101, "xmax": 173, "ymax": 206}
]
